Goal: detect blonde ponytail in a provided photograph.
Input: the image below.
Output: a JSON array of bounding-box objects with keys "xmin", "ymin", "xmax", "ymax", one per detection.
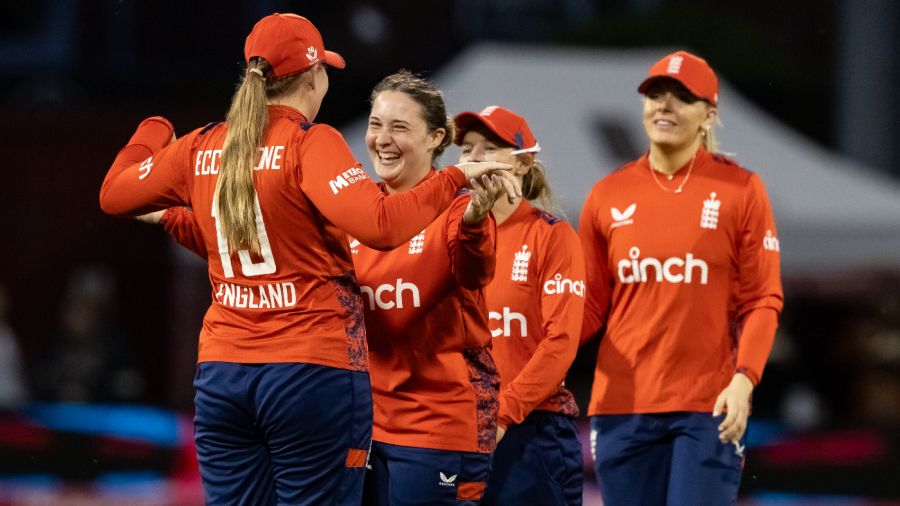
[
  {"xmin": 216, "ymin": 61, "xmax": 268, "ymax": 253},
  {"xmin": 216, "ymin": 58, "xmax": 308, "ymax": 253}
]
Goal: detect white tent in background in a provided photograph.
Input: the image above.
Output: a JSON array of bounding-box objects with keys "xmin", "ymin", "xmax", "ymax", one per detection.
[{"xmin": 340, "ymin": 44, "xmax": 900, "ymax": 277}]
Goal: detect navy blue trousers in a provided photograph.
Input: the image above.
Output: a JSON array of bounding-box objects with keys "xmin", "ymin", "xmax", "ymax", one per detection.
[
  {"xmin": 591, "ymin": 413, "xmax": 746, "ymax": 506},
  {"xmin": 362, "ymin": 441, "xmax": 492, "ymax": 505},
  {"xmin": 193, "ymin": 362, "xmax": 372, "ymax": 505},
  {"xmin": 482, "ymin": 411, "xmax": 583, "ymax": 505}
]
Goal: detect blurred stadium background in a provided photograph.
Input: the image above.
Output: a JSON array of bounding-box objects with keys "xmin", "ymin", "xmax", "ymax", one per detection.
[{"xmin": 1, "ymin": 1, "xmax": 899, "ymax": 504}]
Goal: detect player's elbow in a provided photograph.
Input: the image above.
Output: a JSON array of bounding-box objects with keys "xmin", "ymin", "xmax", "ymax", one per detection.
[{"xmin": 99, "ymin": 190, "xmax": 124, "ymax": 216}]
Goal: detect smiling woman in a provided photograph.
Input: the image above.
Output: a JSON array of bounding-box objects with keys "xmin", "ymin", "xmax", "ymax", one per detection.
[
  {"xmin": 578, "ymin": 50, "xmax": 784, "ymax": 505},
  {"xmin": 366, "ymin": 70, "xmax": 457, "ymax": 193},
  {"xmin": 354, "ymin": 71, "xmax": 519, "ymax": 506}
]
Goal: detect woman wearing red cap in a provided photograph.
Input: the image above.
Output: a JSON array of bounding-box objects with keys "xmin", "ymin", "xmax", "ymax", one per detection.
[
  {"xmin": 578, "ymin": 50, "xmax": 783, "ymax": 504},
  {"xmin": 99, "ymin": 14, "xmax": 513, "ymax": 505},
  {"xmin": 353, "ymin": 71, "xmax": 515, "ymax": 506},
  {"xmin": 454, "ymin": 106, "xmax": 585, "ymax": 505}
]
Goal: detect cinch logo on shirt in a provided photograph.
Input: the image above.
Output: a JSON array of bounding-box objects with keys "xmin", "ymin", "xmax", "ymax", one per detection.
[
  {"xmin": 610, "ymin": 203, "xmax": 636, "ymax": 228},
  {"xmin": 618, "ymin": 246, "xmax": 709, "ymax": 285},
  {"xmin": 763, "ymin": 229, "xmax": 780, "ymax": 252},
  {"xmin": 359, "ymin": 279, "xmax": 421, "ymax": 310},
  {"xmin": 543, "ymin": 274, "xmax": 585, "ymax": 297},
  {"xmin": 489, "ymin": 307, "xmax": 527, "ymax": 337},
  {"xmin": 329, "ymin": 167, "xmax": 368, "ymax": 194}
]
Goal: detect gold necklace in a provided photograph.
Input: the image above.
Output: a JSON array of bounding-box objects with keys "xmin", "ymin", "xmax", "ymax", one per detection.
[{"xmin": 648, "ymin": 152, "xmax": 696, "ymax": 194}]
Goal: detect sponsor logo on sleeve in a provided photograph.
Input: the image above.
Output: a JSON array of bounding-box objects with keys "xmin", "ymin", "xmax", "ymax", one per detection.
[
  {"xmin": 329, "ymin": 167, "xmax": 368, "ymax": 194},
  {"xmin": 763, "ymin": 229, "xmax": 780, "ymax": 252},
  {"xmin": 543, "ymin": 273, "xmax": 585, "ymax": 297}
]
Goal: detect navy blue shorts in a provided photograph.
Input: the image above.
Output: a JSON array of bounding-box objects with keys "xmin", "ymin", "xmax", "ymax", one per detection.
[
  {"xmin": 193, "ymin": 362, "xmax": 372, "ymax": 505},
  {"xmin": 482, "ymin": 411, "xmax": 583, "ymax": 506},
  {"xmin": 591, "ymin": 412, "xmax": 746, "ymax": 505},
  {"xmin": 362, "ymin": 441, "xmax": 492, "ymax": 505}
]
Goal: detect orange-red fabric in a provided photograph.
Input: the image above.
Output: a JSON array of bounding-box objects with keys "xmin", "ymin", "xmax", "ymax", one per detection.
[
  {"xmin": 456, "ymin": 481, "xmax": 486, "ymax": 501},
  {"xmin": 735, "ymin": 306, "xmax": 779, "ymax": 386},
  {"xmin": 485, "ymin": 201, "xmax": 584, "ymax": 428},
  {"xmin": 244, "ymin": 13, "xmax": 345, "ymax": 76},
  {"xmin": 161, "ymin": 207, "xmax": 207, "ymax": 258},
  {"xmin": 453, "ymin": 106, "xmax": 538, "ymax": 152},
  {"xmin": 578, "ymin": 147, "xmax": 782, "ymax": 415},
  {"xmin": 344, "ymin": 448, "xmax": 368, "ymax": 468},
  {"xmin": 638, "ymin": 50, "xmax": 719, "ymax": 105},
  {"xmin": 99, "ymin": 106, "xmax": 467, "ymax": 371},
  {"xmin": 351, "ymin": 179, "xmax": 499, "ymax": 454}
]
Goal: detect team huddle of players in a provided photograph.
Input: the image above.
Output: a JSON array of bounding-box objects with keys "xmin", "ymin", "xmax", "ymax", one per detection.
[{"xmin": 100, "ymin": 12, "xmax": 782, "ymax": 506}]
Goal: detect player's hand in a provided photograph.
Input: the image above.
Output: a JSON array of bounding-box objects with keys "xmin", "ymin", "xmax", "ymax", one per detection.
[
  {"xmin": 496, "ymin": 425, "xmax": 506, "ymax": 444},
  {"xmin": 456, "ymin": 162, "xmax": 520, "ymax": 200},
  {"xmin": 713, "ymin": 372, "xmax": 754, "ymax": 443},
  {"xmin": 135, "ymin": 210, "xmax": 166, "ymax": 224},
  {"xmin": 462, "ymin": 172, "xmax": 518, "ymax": 224}
]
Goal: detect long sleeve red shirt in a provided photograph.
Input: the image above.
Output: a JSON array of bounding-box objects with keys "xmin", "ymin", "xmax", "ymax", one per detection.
[
  {"xmin": 484, "ymin": 202, "xmax": 584, "ymax": 429},
  {"xmin": 578, "ymin": 148, "xmax": 783, "ymax": 415},
  {"xmin": 99, "ymin": 107, "xmax": 468, "ymax": 371},
  {"xmin": 351, "ymin": 179, "xmax": 500, "ymax": 454}
]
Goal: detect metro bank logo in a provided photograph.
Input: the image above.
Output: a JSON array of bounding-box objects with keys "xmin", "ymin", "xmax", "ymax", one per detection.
[
  {"xmin": 329, "ymin": 167, "xmax": 368, "ymax": 194},
  {"xmin": 617, "ymin": 246, "xmax": 709, "ymax": 285}
]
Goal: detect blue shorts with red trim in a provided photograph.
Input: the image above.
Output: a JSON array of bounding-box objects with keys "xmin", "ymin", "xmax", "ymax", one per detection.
[
  {"xmin": 362, "ymin": 441, "xmax": 491, "ymax": 505},
  {"xmin": 193, "ymin": 362, "xmax": 372, "ymax": 505}
]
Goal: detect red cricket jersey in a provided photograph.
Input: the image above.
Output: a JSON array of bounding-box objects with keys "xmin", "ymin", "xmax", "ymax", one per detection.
[
  {"xmin": 578, "ymin": 147, "xmax": 783, "ymax": 415},
  {"xmin": 350, "ymin": 175, "xmax": 500, "ymax": 454},
  {"xmin": 99, "ymin": 107, "xmax": 468, "ymax": 372},
  {"xmin": 484, "ymin": 201, "xmax": 584, "ymax": 428}
]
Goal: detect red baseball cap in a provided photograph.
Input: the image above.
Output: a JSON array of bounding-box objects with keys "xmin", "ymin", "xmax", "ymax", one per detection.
[
  {"xmin": 637, "ymin": 50, "xmax": 718, "ymax": 105},
  {"xmin": 244, "ymin": 13, "xmax": 345, "ymax": 78},
  {"xmin": 453, "ymin": 106, "xmax": 540, "ymax": 155}
]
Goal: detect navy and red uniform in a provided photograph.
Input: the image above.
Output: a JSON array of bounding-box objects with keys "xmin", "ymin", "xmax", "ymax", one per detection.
[
  {"xmin": 349, "ymin": 177, "xmax": 499, "ymax": 505},
  {"xmin": 480, "ymin": 201, "xmax": 585, "ymax": 505},
  {"xmin": 99, "ymin": 108, "xmax": 472, "ymax": 504},
  {"xmin": 579, "ymin": 147, "xmax": 783, "ymax": 504}
]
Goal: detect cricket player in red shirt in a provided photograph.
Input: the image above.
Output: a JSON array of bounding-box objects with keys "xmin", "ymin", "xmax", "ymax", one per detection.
[
  {"xmin": 353, "ymin": 71, "xmax": 518, "ymax": 506},
  {"xmin": 98, "ymin": 14, "xmax": 512, "ymax": 505},
  {"xmin": 454, "ymin": 106, "xmax": 585, "ymax": 505},
  {"xmin": 579, "ymin": 51, "xmax": 783, "ymax": 504}
]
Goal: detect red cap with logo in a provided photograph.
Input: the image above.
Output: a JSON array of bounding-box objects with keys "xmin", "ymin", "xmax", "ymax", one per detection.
[
  {"xmin": 244, "ymin": 13, "xmax": 346, "ymax": 78},
  {"xmin": 453, "ymin": 106, "xmax": 540, "ymax": 155},
  {"xmin": 637, "ymin": 50, "xmax": 718, "ymax": 105}
]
